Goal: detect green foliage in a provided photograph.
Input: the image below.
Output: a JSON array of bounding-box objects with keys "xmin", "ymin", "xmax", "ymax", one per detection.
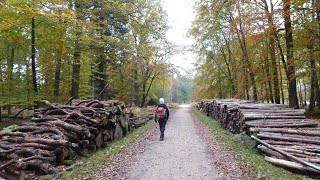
[
  {"xmin": 232, "ymin": 133, "xmax": 257, "ymax": 152},
  {"xmin": 2, "ymin": 124, "xmax": 18, "ymax": 132},
  {"xmin": 40, "ymin": 175, "xmax": 52, "ymax": 180},
  {"xmin": 190, "ymin": 0, "xmax": 320, "ymax": 106},
  {"xmin": 171, "ymin": 75, "xmax": 193, "ymax": 103},
  {"xmin": 63, "ymin": 160, "xmax": 73, "ymax": 166},
  {"xmin": 0, "ymin": 0, "xmax": 172, "ymax": 110}
]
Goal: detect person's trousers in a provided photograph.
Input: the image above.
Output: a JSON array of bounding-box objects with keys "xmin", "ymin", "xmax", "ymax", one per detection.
[{"xmin": 158, "ymin": 119, "xmax": 167, "ymax": 137}]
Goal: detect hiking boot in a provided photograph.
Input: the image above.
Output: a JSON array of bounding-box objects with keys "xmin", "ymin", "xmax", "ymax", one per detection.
[{"xmin": 160, "ymin": 134, "xmax": 164, "ymax": 141}]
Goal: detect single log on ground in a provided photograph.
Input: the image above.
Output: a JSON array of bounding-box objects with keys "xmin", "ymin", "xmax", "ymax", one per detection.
[
  {"xmin": 252, "ymin": 136, "xmax": 320, "ymax": 171},
  {"xmin": 258, "ymin": 145, "xmax": 286, "ymax": 159},
  {"xmin": 265, "ymin": 156, "xmax": 320, "ymax": 173},
  {"xmin": 246, "ymin": 122, "xmax": 318, "ymax": 128},
  {"xmin": 249, "ymin": 127, "xmax": 320, "ymax": 136},
  {"xmin": 257, "ymin": 132, "xmax": 320, "ymax": 145}
]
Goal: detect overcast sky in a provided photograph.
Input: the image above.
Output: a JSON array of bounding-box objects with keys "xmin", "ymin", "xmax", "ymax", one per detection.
[{"xmin": 162, "ymin": 0, "xmax": 197, "ymax": 75}]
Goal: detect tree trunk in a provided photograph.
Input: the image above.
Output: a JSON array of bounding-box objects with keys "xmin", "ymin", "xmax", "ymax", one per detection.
[
  {"xmin": 94, "ymin": 56, "xmax": 106, "ymax": 100},
  {"xmin": 264, "ymin": 51, "xmax": 273, "ymax": 103},
  {"xmin": 53, "ymin": 54, "xmax": 62, "ymax": 97},
  {"xmin": 70, "ymin": 1, "xmax": 83, "ymax": 99},
  {"xmin": 71, "ymin": 38, "xmax": 81, "ymax": 99},
  {"xmin": 8, "ymin": 48, "xmax": 14, "ymax": 83},
  {"xmin": 303, "ymin": 79, "xmax": 307, "ymax": 107},
  {"xmin": 244, "ymin": 69, "xmax": 250, "ymax": 100},
  {"xmin": 270, "ymin": 41, "xmax": 280, "ymax": 104},
  {"xmin": 7, "ymin": 47, "xmax": 14, "ymax": 115},
  {"xmin": 229, "ymin": 8, "xmax": 257, "ymax": 101},
  {"xmin": 298, "ymin": 79, "xmax": 303, "ymax": 108},
  {"xmin": 278, "ymin": 60, "xmax": 285, "ymax": 104},
  {"xmin": 222, "ymin": 34, "xmax": 235, "ymax": 96},
  {"xmin": 317, "ymin": 0, "xmax": 320, "ymax": 22},
  {"xmin": 31, "ymin": 17, "xmax": 38, "ymax": 93},
  {"xmin": 134, "ymin": 68, "xmax": 139, "ymax": 106},
  {"xmin": 243, "ymin": 41, "xmax": 258, "ymax": 101},
  {"xmin": 269, "ymin": 2, "xmax": 280, "ymax": 104},
  {"xmin": 316, "ymin": 74, "xmax": 320, "ymax": 109},
  {"xmin": 140, "ymin": 77, "xmax": 147, "ymax": 108},
  {"xmin": 262, "ymin": 0, "xmax": 280, "ymax": 104},
  {"xmin": 263, "ymin": 82, "xmax": 267, "ymax": 103},
  {"xmin": 315, "ymin": 0, "xmax": 320, "ymax": 109},
  {"xmin": 283, "ymin": 0, "xmax": 299, "ymax": 108},
  {"xmin": 237, "ymin": 17, "xmax": 257, "ymax": 100}
]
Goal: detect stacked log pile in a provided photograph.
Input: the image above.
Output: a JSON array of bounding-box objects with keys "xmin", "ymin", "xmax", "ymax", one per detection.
[
  {"xmin": 197, "ymin": 99, "xmax": 317, "ymax": 134},
  {"xmin": 197, "ymin": 99, "xmax": 320, "ymax": 174},
  {"xmin": 0, "ymin": 99, "xmax": 152, "ymax": 179}
]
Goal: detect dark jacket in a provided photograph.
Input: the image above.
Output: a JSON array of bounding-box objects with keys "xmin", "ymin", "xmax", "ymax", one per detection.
[{"xmin": 154, "ymin": 103, "xmax": 169, "ymax": 121}]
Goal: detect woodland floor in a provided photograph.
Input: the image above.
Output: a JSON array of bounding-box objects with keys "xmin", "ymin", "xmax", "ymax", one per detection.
[{"xmin": 95, "ymin": 105, "xmax": 246, "ymax": 180}]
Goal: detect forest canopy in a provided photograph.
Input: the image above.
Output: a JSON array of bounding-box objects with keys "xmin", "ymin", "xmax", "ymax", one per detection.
[
  {"xmin": 0, "ymin": 0, "xmax": 179, "ymax": 109},
  {"xmin": 190, "ymin": 0, "xmax": 320, "ymax": 110}
]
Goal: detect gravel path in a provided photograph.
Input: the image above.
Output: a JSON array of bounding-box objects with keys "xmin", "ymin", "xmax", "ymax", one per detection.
[
  {"xmin": 123, "ymin": 104, "xmax": 221, "ymax": 180},
  {"xmin": 96, "ymin": 105, "xmax": 246, "ymax": 180}
]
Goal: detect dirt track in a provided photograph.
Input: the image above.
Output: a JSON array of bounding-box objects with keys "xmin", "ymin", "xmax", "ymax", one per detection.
[{"xmin": 96, "ymin": 105, "xmax": 246, "ymax": 180}]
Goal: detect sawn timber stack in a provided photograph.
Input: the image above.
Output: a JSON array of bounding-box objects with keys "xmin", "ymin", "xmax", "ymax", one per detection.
[{"xmin": 197, "ymin": 99, "xmax": 320, "ymax": 174}]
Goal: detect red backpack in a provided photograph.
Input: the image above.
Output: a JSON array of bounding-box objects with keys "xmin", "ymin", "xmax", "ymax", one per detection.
[{"xmin": 157, "ymin": 107, "xmax": 167, "ymax": 120}]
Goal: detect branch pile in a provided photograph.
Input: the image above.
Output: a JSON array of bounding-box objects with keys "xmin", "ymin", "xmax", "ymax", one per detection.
[
  {"xmin": 0, "ymin": 99, "xmax": 153, "ymax": 179},
  {"xmin": 197, "ymin": 99, "xmax": 320, "ymax": 174}
]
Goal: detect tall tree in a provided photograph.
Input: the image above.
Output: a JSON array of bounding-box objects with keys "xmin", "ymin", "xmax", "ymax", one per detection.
[
  {"xmin": 31, "ymin": 17, "xmax": 37, "ymax": 93},
  {"xmin": 282, "ymin": 0, "xmax": 299, "ymax": 108},
  {"xmin": 71, "ymin": 0, "xmax": 83, "ymax": 99},
  {"xmin": 260, "ymin": 0, "xmax": 281, "ymax": 104}
]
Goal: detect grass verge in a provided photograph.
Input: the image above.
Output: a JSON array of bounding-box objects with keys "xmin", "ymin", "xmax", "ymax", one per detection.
[
  {"xmin": 192, "ymin": 106, "xmax": 311, "ymax": 180},
  {"xmin": 51, "ymin": 120, "xmax": 154, "ymax": 180}
]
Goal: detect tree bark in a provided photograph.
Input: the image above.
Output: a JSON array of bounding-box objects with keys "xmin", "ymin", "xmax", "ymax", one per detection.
[
  {"xmin": 140, "ymin": 72, "xmax": 158, "ymax": 107},
  {"xmin": 134, "ymin": 68, "xmax": 139, "ymax": 106},
  {"xmin": 244, "ymin": 69, "xmax": 250, "ymax": 100},
  {"xmin": 315, "ymin": 0, "xmax": 320, "ymax": 108},
  {"xmin": 308, "ymin": 52, "xmax": 315, "ymax": 112},
  {"xmin": 316, "ymin": 74, "xmax": 320, "ymax": 109},
  {"xmin": 303, "ymin": 79, "xmax": 307, "ymax": 107},
  {"xmin": 282, "ymin": 0, "xmax": 299, "ymax": 108},
  {"xmin": 53, "ymin": 53, "xmax": 62, "ymax": 97},
  {"xmin": 222, "ymin": 34, "xmax": 235, "ymax": 96},
  {"xmin": 234, "ymin": 6, "xmax": 257, "ymax": 101},
  {"xmin": 71, "ymin": 37, "xmax": 81, "ymax": 99},
  {"xmin": 264, "ymin": 50, "xmax": 273, "ymax": 103},
  {"xmin": 31, "ymin": 17, "xmax": 38, "ymax": 93},
  {"xmin": 265, "ymin": 156, "xmax": 320, "ymax": 173},
  {"xmin": 70, "ymin": 1, "xmax": 83, "ymax": 99},
  {"xmin": 298, "ymin": 79, "xmax": 303, "ymax": 107},
  {"xmin": 94, "ymin": 54, "xmax": 106, "ymax": 100},
  {"xmin": 252, "ymin": 136, "xmax": 320, "ymax": 171},
  {"xmin": 278, "ymin": 59, "xmax": 285, "ymax": 104},
  {"xmin": 264, "ymin": 0, "xmax": 281, "ymax": 104},
  {"xmin": 6, "ymin": 47, "xmax": 15, "ymax": 115}
]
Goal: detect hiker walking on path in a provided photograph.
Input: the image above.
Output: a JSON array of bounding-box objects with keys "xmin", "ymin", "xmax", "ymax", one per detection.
[{"xmin": 155, "ymin": 98, "xmax": 170, "ymax": 141}]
